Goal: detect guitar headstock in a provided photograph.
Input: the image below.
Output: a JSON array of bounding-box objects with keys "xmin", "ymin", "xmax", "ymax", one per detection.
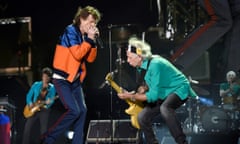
[
  {"xmin": 105, "ymin": 72, "xmax": 113, "ymax": 82},
  {"xmin": 104, "ymin": 72, "xmax": 122, "ymax": 93}
]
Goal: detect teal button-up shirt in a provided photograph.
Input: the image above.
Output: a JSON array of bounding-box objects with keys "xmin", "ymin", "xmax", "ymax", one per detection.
[
  {"xmin": 26, "ymin": 81, "xmax": 56, "ymax": 108},
  {"xmin": 139, "ymin": 56, "xmax": 197, "ymax": 103},
  {"xmin": 220, "ymin": 82, "xmax": 240, "ymax": 97}
]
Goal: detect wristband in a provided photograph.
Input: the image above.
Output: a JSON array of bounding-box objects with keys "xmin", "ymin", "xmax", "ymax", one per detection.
[{"xmin": 131, "ymin": 94, "xmax": 136, "ymax": 101}]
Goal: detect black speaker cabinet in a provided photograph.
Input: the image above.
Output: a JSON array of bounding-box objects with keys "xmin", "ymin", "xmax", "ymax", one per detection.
[
  {"xmin": 86, "ymin": 119, "xmax": 138, "ymax": 143},
  {"xmin": 184, "ymin": 51, "xmax": 210, "ymax": 81}
]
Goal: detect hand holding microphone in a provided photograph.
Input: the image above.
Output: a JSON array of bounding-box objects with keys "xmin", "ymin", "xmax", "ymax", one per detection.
[
  {"xmin": 86, "ymin": 26, "xmax": 98, "ymax": 39},
  {"xmin": 87, "ymin": 26, "xmax": 104, "ymax": 49},
  {"xmin": 95, "ymin": 33, "xmax": 104, "ymax": 49}
]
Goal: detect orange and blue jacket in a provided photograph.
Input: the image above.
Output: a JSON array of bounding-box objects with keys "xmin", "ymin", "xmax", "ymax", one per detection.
[{"xmin": 53, "ymin": 24, "xmax": 97, "ymax": 83}]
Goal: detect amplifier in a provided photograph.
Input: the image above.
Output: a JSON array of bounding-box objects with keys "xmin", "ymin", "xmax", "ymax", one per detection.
[
  {"xmin": 0, "ymin": 97, "xmax": 16, "ymax": 109},
  {"xmin": 0, "ymin": 97, "xmax": 16, "ymax": 123}
]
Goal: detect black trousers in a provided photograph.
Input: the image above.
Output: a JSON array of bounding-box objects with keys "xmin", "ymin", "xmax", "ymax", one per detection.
[
  {"xmin": 22, "ymin": 108, "xmax": 50, "ymax": 144},
  {"xmin": 138, "ymin": 94, "xmax": 187, "ymax": 144}
]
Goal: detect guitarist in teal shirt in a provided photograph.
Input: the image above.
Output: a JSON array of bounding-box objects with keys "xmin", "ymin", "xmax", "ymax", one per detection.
[
  {"xmin": 118, "ymin": 37, "xmax": 197, "ymax": 144},
  {"xmin": 22, "ymin": 67, "xmax": 56, "ymax": 144}
]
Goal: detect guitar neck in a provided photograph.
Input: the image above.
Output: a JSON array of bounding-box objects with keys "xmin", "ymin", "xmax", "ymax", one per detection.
[
  {"xmin": 106, "ymin": 73, "xmax": 138, "ymax": 105},
  {"xmin": 105, "ymin": 73, "xmax": 122, "ymax": 93},
  {"xmin": 109, "ymin": 80, "xmax": 122, "ymax": 93}
]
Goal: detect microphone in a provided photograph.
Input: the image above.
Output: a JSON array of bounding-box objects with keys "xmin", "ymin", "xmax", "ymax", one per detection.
[
  {"xmin": 95, "ymin": 34, "xmax": 104, "ymax": 49},
  {"xmin": 188, "ymin": 76, "xmax": 199, "ymax": 84}
]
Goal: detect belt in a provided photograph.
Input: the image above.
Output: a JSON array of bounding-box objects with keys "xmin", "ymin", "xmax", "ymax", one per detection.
[
  {"xmin": 52, "ymin": 73, "xmax": 66, "ymax": 80},
  {"xmin": 52, "ymin": 73, "xmax": 80, "ymax": 81}
]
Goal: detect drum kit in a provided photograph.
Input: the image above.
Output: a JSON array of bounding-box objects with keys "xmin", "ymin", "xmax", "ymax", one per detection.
[{"xmin": 181, "ymin": 85, "xmax": 240, "ymax": 134}]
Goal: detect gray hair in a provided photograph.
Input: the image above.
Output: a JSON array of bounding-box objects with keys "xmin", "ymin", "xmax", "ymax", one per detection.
[
  {"xmin": 128, "ymin": 37, "xmax": 152, "ymax": 59},
  {"xmin": 226, "ymin": 70, "xmax": 236, "ymax": 80}
]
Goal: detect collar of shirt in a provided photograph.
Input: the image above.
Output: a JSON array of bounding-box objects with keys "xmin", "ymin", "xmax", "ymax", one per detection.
[
  {"xmin": 40, "ymin": 81, "xmax": 51, "ymax": 91},
  {"xmin": 139, "ymin": 59, "xmax": 150, "ymax": 70}
]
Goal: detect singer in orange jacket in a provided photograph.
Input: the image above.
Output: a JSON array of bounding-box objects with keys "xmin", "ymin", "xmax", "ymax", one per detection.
[{"xmin": 41, "ymin": 6, "xmax": 101, "ymax": 144}]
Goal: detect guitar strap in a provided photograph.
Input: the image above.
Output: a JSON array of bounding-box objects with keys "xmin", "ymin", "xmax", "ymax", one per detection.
[
  {"xmin": 37, "ymin": 87, "xmax": 48, "ymax": 101},
  {"xmin": 135, "ymin": 58, "xmax": 152, "ymax": 91}
]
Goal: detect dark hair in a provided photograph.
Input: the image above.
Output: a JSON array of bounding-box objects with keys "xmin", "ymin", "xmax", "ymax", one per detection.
[
  {"xmin": 42, "ymin": 67, "xmax": 53, "ymax": 77},
  {"xmin": 73, "ymin": 6, "xmax": 101, "ymax": 26}
]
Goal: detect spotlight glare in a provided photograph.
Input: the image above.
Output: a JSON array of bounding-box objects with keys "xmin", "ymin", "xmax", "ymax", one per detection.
[{"xmin": 66, "ymin": 131, "xmax": 74, "ymax": 139}]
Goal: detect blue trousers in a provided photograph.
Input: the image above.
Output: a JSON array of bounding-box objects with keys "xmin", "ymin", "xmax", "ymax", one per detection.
[{"xmin": 43, "ymin": 78, "xmax": 87, "ymax": 144}]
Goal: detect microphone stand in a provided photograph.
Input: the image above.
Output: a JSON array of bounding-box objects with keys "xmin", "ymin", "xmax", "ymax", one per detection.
[{"xmin": 107, "ymin": 24, "xmax": 114, "ymax": 143}]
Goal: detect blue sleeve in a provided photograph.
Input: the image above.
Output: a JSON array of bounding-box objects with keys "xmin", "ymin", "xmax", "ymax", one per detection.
[
  {"xmin": 59, "ymin": 25, "xmax": 96, "ymax": 48},
  {"xmin": 26, "ymin": 82, "xmax": 37, "ymax": 105}
]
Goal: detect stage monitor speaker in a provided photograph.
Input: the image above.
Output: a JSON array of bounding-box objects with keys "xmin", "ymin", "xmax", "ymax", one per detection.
[
  {"xmin": 114, "ymin": 119, "xmax": 139, "ymax": 142},
  {"xmin": 86, "ymin": 119, "xmax": 138, "ymax": 143},
  {"xmin": 86, "ymin": 120, "xmax": 112, "ymax": 142}
]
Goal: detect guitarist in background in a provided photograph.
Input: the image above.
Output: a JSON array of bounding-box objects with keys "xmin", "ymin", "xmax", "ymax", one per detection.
[
  {"xmin": 22, "ymin": 67, "xmax": 56, "ymax": 144},
  {"xmin": 117, "ymin": 37, "xmax": 197, "ymax": 144}
]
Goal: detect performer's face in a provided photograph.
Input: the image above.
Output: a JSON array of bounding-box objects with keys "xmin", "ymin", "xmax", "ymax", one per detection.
[
  {"xmin": 79, "ymin": 14, "xmax": 97, "ymax": 34},
  {"xmin": 126, "ymin": 51, "xmax": 142, "ymax": 67},
  {"xmin": 42, "ymin": 73, "xmax": 50, "ymax": 84},
  {"xmin": 226, "ymin": 71, "xmax": 236, "ymax": 82},
  {"xmin": 227, "ymin": 75, "xmax": 235, "ymax": 82}
]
